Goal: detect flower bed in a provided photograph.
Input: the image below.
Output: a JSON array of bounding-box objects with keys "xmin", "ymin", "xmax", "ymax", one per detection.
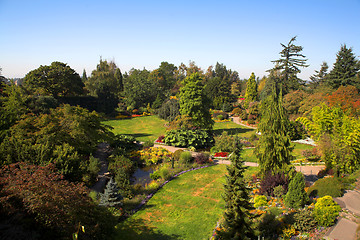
[
  {"xmin": 154, "ymin": 135, "xmax": 165, "ymax": 145},
  {"xmin": 212, "ymin": 152, "xmax": 232, "ymax": 160}
]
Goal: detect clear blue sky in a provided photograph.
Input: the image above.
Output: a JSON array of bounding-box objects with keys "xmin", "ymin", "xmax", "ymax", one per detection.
[{"xmin": 1, "ymin": 0, "xmax": 359, "ymax": 80}]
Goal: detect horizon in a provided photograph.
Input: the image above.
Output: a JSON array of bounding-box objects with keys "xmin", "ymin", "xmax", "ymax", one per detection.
[{"xmin": 1, "ymin": 0, "xmax": 360, "ymax": 80}]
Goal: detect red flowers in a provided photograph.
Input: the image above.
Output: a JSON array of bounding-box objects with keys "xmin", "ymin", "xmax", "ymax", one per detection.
[
  {"xmin": 155, "ymin": 135, "xmax": 165, "ymax": 143},
  {"xmin": 214, "ymin": 152, "xmax": 228, "ymax": 158}
]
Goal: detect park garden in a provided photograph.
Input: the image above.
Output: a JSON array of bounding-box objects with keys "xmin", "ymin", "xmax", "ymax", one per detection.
[{"xmin": 1, "ymin": 37, "xmax": 360, "ymax": 239}]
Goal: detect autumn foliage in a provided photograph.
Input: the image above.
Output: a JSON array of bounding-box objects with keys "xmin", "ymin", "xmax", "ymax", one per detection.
[{"xmin": 0, "ymin": 162, "xmax": 116, "ymax": 240}]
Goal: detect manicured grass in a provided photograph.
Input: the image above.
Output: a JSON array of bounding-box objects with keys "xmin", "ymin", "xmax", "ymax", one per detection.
[
  {"xmin": 103, "ymin": 116, "xmax": 167, "ymax": 142},
  {"xmin": 213, "ymin": 121, "xmax": 256, "ymax": 138},
  {"xmin": 114, "ymin": 165, "xmax": 228, "ymax": 240},
  {"xmin": 242, "ymin": 143, "xmax": 315, "ymax": 163}
]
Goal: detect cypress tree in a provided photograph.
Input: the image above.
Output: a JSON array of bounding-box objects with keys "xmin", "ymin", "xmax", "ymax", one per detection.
[
  {"xmin": 99, "ymin": 177, "xmax": 123, "ymax": 208},
  {"xmin": 285, "ymin": 172, "xmax": 308, "ymax": 208},
  {"xmin": 216, "ymin": 138, "xmax": 254, "ymax": 239},
  {"xmin": 244, "ymin": 72, "xmax": 258, "ymax": 109},
  {"xmin": 255, "ymin": 77, "xmax": 294, "ymax": 175},
  {"xmin": 327, "ymin": 44, "xmax": 360, "ymax": 89}
]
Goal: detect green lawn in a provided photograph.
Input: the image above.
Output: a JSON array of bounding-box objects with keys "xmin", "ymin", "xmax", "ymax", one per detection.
[
  {"xmin": 114, "ymin": 165, "xmax": 228, "ymax": 240},
  {"xmin": 213, "ymin": 121, "xmax": 256, "ymax": 138},
  {"xmin": 103, "ymin": 116, "xmax": 167, "ymax": 142},
  {"xmin": 242, "ymin": 143, "xmax": 315, "ymax": 163}
]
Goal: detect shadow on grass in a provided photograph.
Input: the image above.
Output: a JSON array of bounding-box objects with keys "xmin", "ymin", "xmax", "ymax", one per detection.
[
  {"xmin": 213, "ymin": 127, "xmax": 254, "ymax": 136},
  {"xmin": 115, "ymin": 218, "xmax": 182, "ymax": 240},
  {"xmin": 122, "ymin": 133, "xmax": 152, "ymax": 139}
]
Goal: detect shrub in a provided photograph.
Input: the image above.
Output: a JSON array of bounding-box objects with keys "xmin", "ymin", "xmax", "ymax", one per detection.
[
  {"xmin": 308, "ymin": 177, "xmax": 344, "ymax": 198},
  {"xmin": 231, "ymin": 107, "xmax": 242, "ymax": 117},
  {"xmin": 137, "ymin": 147, "xmax": 173, "ymax": 165},
  {"xmin": 213, "ymin": 131, "xmax": 237, "ymax": 153},
  {"xmin": 157, "ymin": 98, "xmax": 180, "ymax": 122},
  {"xmin": 273, "ymin": 185, "xmax": 285, "ymax": 199},
  {"xmin": 288, "ymin": 120, "xmax": 306, "ymax": 140},
  {"xmin": 150, "ymin": 171, "xmax": 161, "ymax": 180},
  {"xmin": 313, "ymin": 196, "xmax": 341, "ymax": 227},
  {"xmin": 164, "ymin": 129, "xmax": 214, "ymax": 149},
  {"xmin": 247, "ymin": 119, "xmax": 255, "ymax": 125},
  {"xmin": 194, "ymin": 152, "xmax": 210, "ymax": 164},
  {"xmin": 179, "ymin": 151, "xmax": 193, "ymax": 165},
  {"xmin": 259, "ymin": 172, "xmax": 289, "ymax": 197},
  {"xmin": 248, "ymin": 114, "xmax": 257, "ymax": 120},
  {"xmin": 108, "ymin": 155, "xmax": 134, "ymax": 177},
  {"xmin": 257, "ymin": 212, "xmax": 281, "ymax": 238},
  {"xmin": 254, "ymin": 195, "xmax": 268, "ymax": 208},
  {"xmin": 285, "ymin": 172, "xmax": 308, "ymax": 208},
  {"xmin": 173, "ymin": 149, "xmax": 184, "ymax": 161},
  {"xmin": 222, "ymin": 103, "xmax": 233, "ymax": 112},
  {"xmin": 217, "ymin": 114, "xmax": 224, "ymax": 120},
  {"xmin": 212, "ymin": 111, "xmax": 229, "ymax": 120},
  {"xmin": 302, "ymin": 148, "xmax": 321, "ymax": 161},
  {"xmin": 293, "ymin": 209, "xmax": 317, "ymax": 232},
  {"xmin": 239, "ymin": 110, "xmax": 248, "ymax": 120}
]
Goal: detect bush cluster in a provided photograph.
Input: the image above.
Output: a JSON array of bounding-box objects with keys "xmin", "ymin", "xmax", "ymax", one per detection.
[
  {"xmin": 308, "ymin": 176, "xmax": 344, "ymax": 198},
  {"xmin": 313, "ymin": 196, "xmax": 341, "ymax": 226},
  {"xmin": 164, "ymin": 129, "xmax": 214, "ymax": 149},
  {"xmin": 259, "ymin": 172, "xmax": 289, "ymax": 197}
]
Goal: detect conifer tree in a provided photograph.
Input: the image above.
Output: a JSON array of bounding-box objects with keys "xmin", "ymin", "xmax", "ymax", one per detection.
[
  {"xmin": 244, "ymin": 72, "xmax": 258, "ymax": 109},
  {"xmin": 179, "ymin": 72, "xmax": 213, "ymax": 129},
  {"xmin": 82, "ymin": 69, "xmax": 88, "ymax": 82},
  {"xmin": 271, "ymin": 36, "xmax": 308, "ymax": 93},
  {"xmin": 309, "ymin": 62, "xmax": 328, "ymax": 89},
  {"xmin": 327, "ymin": 44, "xmax": 360, "ymax": 89},
  {"xmin": 255, "ymin": 78, "xmax": 293, "ymax": 175},
  {"xmin": 99, "ymin": 177, "xmax": 123, "ymax": 208},
  {"xmin": 284, "ymin": 172, "xmax": 308, "ymax": 208},
  {"xmin": 216, "ymin": 138, "xmax": 254, "ymax": 239}
]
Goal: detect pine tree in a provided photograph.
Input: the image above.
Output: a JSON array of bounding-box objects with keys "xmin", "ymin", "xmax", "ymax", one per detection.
[
  {"xmin": 327, "ymin": 44, "xmax": 360, "ymax": 89},
  {"xmin": 179, "ymin": 72, "xmax": 213, "ymax": 129},
  {"xmin": 216, "ymin": 138, "xmax": 254, "ymax": 239},
  {"xmin": 271, "ymin": 36, "xmax": 308, "ymax": 93},
  {"xmin": 309, "ymin": 62, "xmax": 329, "ymax": 89},
  {"xmin": 99, "ymin": 177, "xmax": 123, "ymax": 208},
  {"xmin": 255, "ymin": 79, "xmax": 294, "ymax": 175},
  {"xmin": 82, "ymin": 69, "xmax": 88, "ymax": 82},
  {"xmin": 284, "ymin": 172, "xmax": 308, "ymax": 208},
  {"xmin": 244, "ymin": 72, "xmax": 258, "ymax": 109}
]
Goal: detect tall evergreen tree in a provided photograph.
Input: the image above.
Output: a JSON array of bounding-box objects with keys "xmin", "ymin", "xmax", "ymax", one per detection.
[
  {"xmin": 179, "ymin": 72, "xmax": 213, "ymax": 129},
  {"xmin": 216, "ymin": 138, "xmax": 254, "ymax": 239},
  {"xmin": 309, "ymin": 61, "xmax": 329, "ymax": 89},
  {"xmin": 255, "ymin": 78, "xmax": 294, "ymax": 175},
  {"xmin": 271, "ymin": 36, "xmax": 309, "ymax": 93},
  {"xmin": 327, "ymin": 44, "xmax": 360, "ymax": 89},
  {"xmin": 244, "ymin": 72, "xmax": 258, "ymax": 108},
  {"xmin": 82, "ymin": 69, "xmax": 88, "ymax": 83},
  {"xmin": 99, "ymin": 177, "xmax": 123, "ymax": 208}
]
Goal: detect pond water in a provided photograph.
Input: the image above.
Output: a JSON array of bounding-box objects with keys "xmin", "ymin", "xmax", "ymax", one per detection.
[{"xmin": 131, "ymin": 165, "xmax": 155, "ymax": 186}]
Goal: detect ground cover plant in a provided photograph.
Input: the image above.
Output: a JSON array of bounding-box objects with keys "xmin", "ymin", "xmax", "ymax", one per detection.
[
  {"xmin": 115, "ymin": 165, "xmax": 228, "ymax": 240},
  {"xmin": 103, "ymin": 115, "xmax": 167, "ymax": 142}
]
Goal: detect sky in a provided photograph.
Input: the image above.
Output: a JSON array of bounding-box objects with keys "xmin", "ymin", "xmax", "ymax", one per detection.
[{"xmin": 1, "ymin": 0, "xmax": 360, "ymax": 80}]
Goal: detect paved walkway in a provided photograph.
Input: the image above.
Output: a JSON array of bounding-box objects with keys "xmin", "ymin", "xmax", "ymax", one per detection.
[{"xmin": 326, "ymin": 190, "xmax": 360, "ymax": 240}]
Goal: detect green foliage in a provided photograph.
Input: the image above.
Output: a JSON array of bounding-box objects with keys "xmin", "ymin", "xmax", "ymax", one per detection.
[
  {"xmin": 164, "ymin": 129, "xmax": 214, "ymax": 149},
  {"xmin": 179, "ymin": 72, "xmax": 214, "ymax": 129},
  {"xmin": 284, "ymin": 172, "xmax": 308, "ymax": 208},
  {"xmin": 0, "ymin": 162, "xmax": 116, "ymax": 239},
  {"xmin": 179, "ymin": 151, "xmax": 193, "ymax": 165},
  {"xmin": 99, "ymin": 177, "xmax": 123, "ymax": 208},
  {"xmin": 108, "ymin": 155, "xmax": 134, "ymax": 177},
  {"xmin": 293, "ymin": 209, "xmax": 317, "ymax": 232},
  {"xmin": 327, "ymin": 44, "xmax": 360, "ymax": 89},
  {"xmin": 216, "ymin": 139, "xmax": 255, "ymax": 239},
  {"xmin": 150, "ymin": 166, "xmax": 171, "ymax": 180},
  {"xmin": 213, "ymin": 131, "xmax": 237, "ymax": 153},
  {"xmin": 173, "ymin": 149, "xmax": 184, "ymax": 161},
  {"xmin": 273, "ymin": 185, "xmax": 285, "ymax": 198},
  {"xmin": 244, "ymin": 72, "xmax": 258, "ymax": 108},
  {"xmin": 270, "ymin": 36, "xmax": 309, "ymax": 93},
  {"xmin": 313, "ymin": 195, "xmax": 341, "ymax": 227},
  {"xmin": 308, "ymin": 177, "xmax": 344, "ymax": 198},
  {"xmin": 23, "ymin": 61, "xmax": 84, "ymax": 97},
  {"xmin": 287, "ymin": 120, "xmax": 306, "ymax": 140},
  {"xmin": 156, "ymin": 98, "xmax": 180, "ymax": 122},
  {"xmin": 255, "ymin": 83, "xmax": 294, "ymax": 175},
  {"xmin": 0, "ymin": 104, "xmax": 112, "ymax": 181},
  {"xmin": 309, "ymin": 61, "xmax": 329, "ymax": 89},
  {"xmin": 254, "ymin": 195, "xmax": 268, "ymax": 208}
]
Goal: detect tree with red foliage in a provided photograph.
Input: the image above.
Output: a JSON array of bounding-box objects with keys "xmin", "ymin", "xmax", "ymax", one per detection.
[
  {"xmin": 326, "ymin": 85, "xmax": 360, "ymax": 116},
  {"xmin": 0, "ymin": 162, "xmax": 116, "ymax": 240}
]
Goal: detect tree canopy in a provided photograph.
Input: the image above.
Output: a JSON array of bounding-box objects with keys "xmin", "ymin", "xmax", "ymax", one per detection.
[
  {"xmin": 23, "ymin": 61, "xmax": 84, "ymax": 97},
  {"xmin": 271, "ymin": 36, "xmax": 308, "ymax": 93}
]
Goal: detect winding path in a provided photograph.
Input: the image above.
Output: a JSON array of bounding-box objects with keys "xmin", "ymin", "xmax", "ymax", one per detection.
[{"xmin": 91, "ymin": 142, "xmax": 111, "ymax": 193}]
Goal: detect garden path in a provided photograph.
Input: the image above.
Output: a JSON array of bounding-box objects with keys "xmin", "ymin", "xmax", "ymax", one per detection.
[
  {"xmin": 230, "ymin": 116, "xmax": 257, "ymax": 129},
  {"xmin": 325, "ymin": 190, "xmax": 360, "ymax": 240},
  {"xmin": 91, "ymin": 142, "xmax": 111, "ymax": 193}
]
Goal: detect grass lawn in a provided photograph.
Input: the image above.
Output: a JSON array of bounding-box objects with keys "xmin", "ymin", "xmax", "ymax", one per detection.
[
  {"xmin": 103, "ymin": 115, "xmax": 167, "ymax": 142},
  {"xmin": 114, "ymin": 165, "xmax": 228, "ymax": 240},
  {"xmin": 213, "ymin": 121, "xmax": 256, "ymax": 138},
  {"xmin": 242, "ymin": 143, "xmax": 315, "ymax": 163}
]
